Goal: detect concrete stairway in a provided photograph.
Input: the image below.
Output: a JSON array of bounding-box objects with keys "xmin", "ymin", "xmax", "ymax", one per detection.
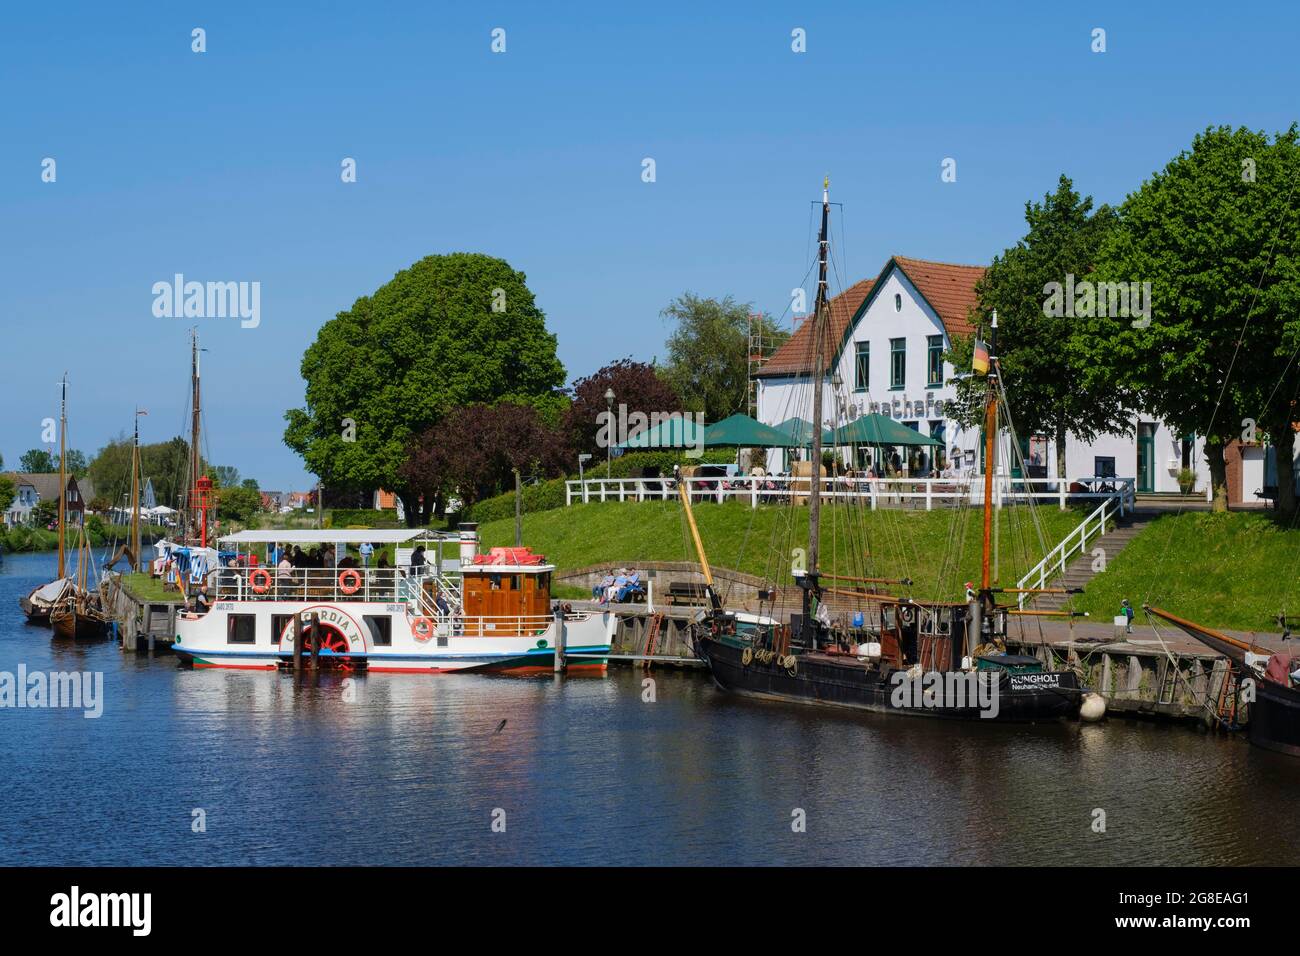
[{"xmin": 1030, "ymin": 510, "xmax": 1157, "ymax": 612}]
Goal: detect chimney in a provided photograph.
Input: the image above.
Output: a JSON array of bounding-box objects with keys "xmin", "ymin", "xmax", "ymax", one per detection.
[{"xmin": 458, "ymin": 522, "xmax": 479, "ymax": 564}]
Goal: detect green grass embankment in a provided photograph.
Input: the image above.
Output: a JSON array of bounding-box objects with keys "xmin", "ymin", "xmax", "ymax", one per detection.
[{"xmin": 477, "ymin": 500, "xmax": 1091, "ymax": 603}]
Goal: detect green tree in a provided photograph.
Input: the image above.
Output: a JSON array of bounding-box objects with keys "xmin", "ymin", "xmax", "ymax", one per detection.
[
  {"xmin": 241, "ymin": 478, "xmax": 260, "ymax": 491},
  {"xmin": 89, "ymin": 436, "xmax": 200, "ymax": 514},
  {"xmin": 19, "ymin": 449, "xmax": 55, "ymax": 472},
  {"xmin": 211, "ymin": 465, "xmax": 240, "ymax": 488},
  {"xmin": 284, "ymin": 252, "xmax": 567, "ymax": 524},
  {"xmin": 217, "ymin": 484, "xmax": 263, "ymax": 523},
  {"xmin": 0, "ymin": 474, "xmax": 15, "ymax": 515},
  {"xmin": 1080, "ymin": 125, "xmax": 1300, "ymax": 512},
  {"xmin": 946, "ymin": 176, "xmax": 1126, "ymax": 480},
  {"xmin": 64, "ymin": 449, "xmax": 88, "ymax": 476},
  {"xmin": 659, "ymin": 294, "xmax": 787, "ymax": 423},
  {"xmin": 33, "ymin": 499, "xmax": 58, "ymax": 527}
]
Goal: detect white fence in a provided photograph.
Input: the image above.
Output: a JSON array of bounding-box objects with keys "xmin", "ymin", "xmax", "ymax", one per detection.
[
  {"xmin": 564, "ymin": 475, "xmax": 1136, "ymax": 514},
  {"xmin": 1014, "ymin": 494, "xmax": 1122, "ymax": 609}
]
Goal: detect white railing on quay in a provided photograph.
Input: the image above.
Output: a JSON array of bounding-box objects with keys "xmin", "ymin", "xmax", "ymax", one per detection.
[{"xmin": 564, "ymin": 475, "xmax": 1136, "ymax": 514}]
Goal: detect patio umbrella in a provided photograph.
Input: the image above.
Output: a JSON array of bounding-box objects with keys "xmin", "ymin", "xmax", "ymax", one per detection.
[
  {"xmin": 615, "ymin": 416, "xmax": 706, "ymax": 450},
  {"xmin": 703, "ymin": 413, "xmax": 802, "ymax": 448},
  {"xmin": 826, "ymin": 414, "xmax": 943, "ymax": 447}
]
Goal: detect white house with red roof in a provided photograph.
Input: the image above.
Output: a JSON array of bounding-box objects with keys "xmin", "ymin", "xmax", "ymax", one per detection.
[{"xmin": 755, "ymin": 255, "xmax": 1219, "ymax": 497}]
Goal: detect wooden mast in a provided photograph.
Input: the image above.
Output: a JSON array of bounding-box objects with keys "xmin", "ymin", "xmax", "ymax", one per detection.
[
  {"xmin": 57, "ymin": 373, "xmax": 67, "ymax": 580},
  {"xmin": 130, "ymin": 409, "xmax": 142, "ymax": 571},
  {"xmin": 188, "ymin": 330, "xmax": 202, "ymax": 542},
  {"xmin": 980, "ymin": 310, "xmax": 999, "ymax": 592},
  {"xmin": 803, "ymin": 177, "xmax": 831, "ymax": 646}
]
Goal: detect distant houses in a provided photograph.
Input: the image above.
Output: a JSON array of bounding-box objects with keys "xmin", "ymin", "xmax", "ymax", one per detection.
[{"xmin": 1, "ymin": 473, "xmax": 95, "ymax": 528}]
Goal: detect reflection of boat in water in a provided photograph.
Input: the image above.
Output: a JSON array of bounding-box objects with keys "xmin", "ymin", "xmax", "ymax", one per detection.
[
  {"xmin": 173, "ymin": 526, "xmax": 615, "ymax": 673},
  {"xmin": 1147, "ymin": 605, "xmax": 1300, "ymax": 757},
  {"xmin": 686, "ymin": 180, "xmax": 1091, "ymax": 724}
]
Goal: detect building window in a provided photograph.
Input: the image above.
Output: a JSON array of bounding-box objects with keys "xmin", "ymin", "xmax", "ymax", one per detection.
[
  {"xmin": 227, "ymin": 614, "xmax": 256, "ymax": 645},
  {"xmin": 927, "ymin": 335, "xmax": 943, "ymax": 386},
  {"xmin": 364, "ymin": 615, "xmax": 392, "ymax": 647},
  {"xmin": 271, "ymin": 613, "xmax": 294, "ymax": 645},
  {"xmin": 894, "ymin": 293, "xmax": 902, "ymax": 312},
  {"xmin": 854, "ymin": 342, "xmax": 869, "ymax": 391},
  {"xmin": 890, "ymin": 338, "xmax": 906, "ymax": 389}
]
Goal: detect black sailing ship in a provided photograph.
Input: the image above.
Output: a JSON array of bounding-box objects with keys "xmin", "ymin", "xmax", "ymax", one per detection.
[{"xmin": 684, "ymin": 179, "xmax": 1095, "ymax": 723}]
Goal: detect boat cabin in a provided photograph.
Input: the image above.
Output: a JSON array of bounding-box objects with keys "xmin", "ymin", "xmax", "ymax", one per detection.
[{"xmin": 460, "ymin": 547, "xmax": 555, "ymax": 634}]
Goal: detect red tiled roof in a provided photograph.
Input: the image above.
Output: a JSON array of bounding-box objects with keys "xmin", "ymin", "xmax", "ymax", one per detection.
[
  {"xmin": 891, "ymin": 256, "xmax": 984, "ymax": 337},
  {"xmin": 755, "ymin": 279, "xmax": 875, "ymax": 378},
  {"xmin": 754, "ymin": 257, "xmax": 985, "ymax": 378}
]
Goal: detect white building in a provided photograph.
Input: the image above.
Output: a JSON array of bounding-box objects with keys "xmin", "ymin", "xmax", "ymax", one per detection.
[{"xmin": 754, "ymin": 255, "xmax": 1217, "ymax": 496}]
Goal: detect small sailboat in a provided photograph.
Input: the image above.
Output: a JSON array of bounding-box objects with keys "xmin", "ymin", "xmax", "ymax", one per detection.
[
  {"xmin": 684, "ymin": 179, "xmax": 1096, "ymax": 723},
  {"xmin": 21, "ymin": 374, "xmax": 72, "ymax": 627},
  {"xmin": 50, "ymin": 526, "xmax": 112, "ymax": 640}
]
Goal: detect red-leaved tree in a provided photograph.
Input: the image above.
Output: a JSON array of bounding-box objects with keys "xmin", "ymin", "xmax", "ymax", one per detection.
[{"xmin": 564, "ymin": 358, "xmax": 681, "ymax": 458}]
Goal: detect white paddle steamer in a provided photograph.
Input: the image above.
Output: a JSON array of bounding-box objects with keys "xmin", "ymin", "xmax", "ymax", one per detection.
[{"xmin": 173, "ymin": 525, "xmax": 614, "ymax": 673}]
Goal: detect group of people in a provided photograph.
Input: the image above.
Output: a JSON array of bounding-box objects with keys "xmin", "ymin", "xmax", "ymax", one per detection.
[{"xmin": 592, "ymin": 568, "xmax": 643, "ymax": 604}]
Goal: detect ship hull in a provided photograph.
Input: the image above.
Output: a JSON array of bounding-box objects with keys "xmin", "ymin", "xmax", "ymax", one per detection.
[
  {"xmin": 50, "ymin": 609, "xmax": 111, "ymax": 641},
  {"xmin": 696, "ymin": 633, "xmax": 1081, "ymax": 722},
  {"xmin": 1249, "ymin": 677, "xmax": 1300, "ymax": 757}
]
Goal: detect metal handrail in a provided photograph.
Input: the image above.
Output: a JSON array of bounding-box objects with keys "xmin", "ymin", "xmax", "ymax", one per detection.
[{"xmin": 1014, "ymin": 493, "xmax": 1123, "ymax": 609}]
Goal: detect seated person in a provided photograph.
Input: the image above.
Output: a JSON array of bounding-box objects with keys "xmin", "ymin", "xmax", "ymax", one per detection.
[
  {"xmin": 616, "ymin": 570, "xmax": 642, "ymax": 602},
  {"xmin": 193, "ymin": 584, "xmax": 211, "ymax": 616},
  {"xmin": 593, "ymin": 570, "xmax": 615, "ymax": 601},
  {"xmin": 606, "ymin": 570, "xmax": 629, "ymax": 603}
]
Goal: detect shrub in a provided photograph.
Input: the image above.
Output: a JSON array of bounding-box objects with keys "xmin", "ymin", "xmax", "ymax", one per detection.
[{"xmin": 327, "ymin": 508, "xmax": 403, "ymax": 529}]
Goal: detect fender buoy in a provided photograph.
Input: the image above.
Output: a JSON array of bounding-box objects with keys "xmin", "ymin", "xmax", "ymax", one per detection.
[
  {"xmin": 899, "ymin": 605, "xmax": 915, "ymax": 625},
  {"xmin": 412, "ymin": 617, "xmax": 435, "ymax": 643},
  {"xmin": 338, "ymin": 569, "xmax": 363, "ymax": 595},
  {"xmin": 249, "ymin": 568, "xmax": 272, "ymax": 594}
]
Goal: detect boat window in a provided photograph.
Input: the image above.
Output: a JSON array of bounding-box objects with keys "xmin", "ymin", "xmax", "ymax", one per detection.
[
  {"xmin": 364, "ymin": 615, "xmax": 392, "ymax": 647},
  {"xmin": 510, "ymin": 575, "xmax": 521, "ymax": 591},
  {"xmin": 227, "ymin": 614, "xmax": 256, "ymax": 645},
  {"xmin": 271, "ymin": 613, "xmax": 294, "ymax": 645}
]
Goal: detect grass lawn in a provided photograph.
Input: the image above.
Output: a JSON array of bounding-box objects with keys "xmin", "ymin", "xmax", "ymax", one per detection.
[
  {"xmin": 1071, "ymin": 511, "xmax": 1300, "ymax": 631},
  {"xmin": 478, "ymin": 500, "xmax": 1093, "ymax": 603},
  {"xmin": 118, "ymin": 572, "xmax": 183, "ymax": 602}
]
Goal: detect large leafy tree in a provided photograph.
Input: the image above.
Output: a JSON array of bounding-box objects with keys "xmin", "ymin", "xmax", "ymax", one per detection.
[
  {"xmin": 659, "ymin": 294, "xmax": 787, "ymax": 423},
  {"xmin": 564, "ymin": 358, "xmax": 681, "ymax": 458},
  {"xmin": 1079, "ymin": 125, "xmax": 1300, "ymax": 512},
  {"xmin": 284, "ymin": 253, "xmax": 567, "ymax": 524},
  {"xmin": 400, "ymin": 402, "xmax": 567, "ymax": 512},
  {"xmin": 946, "ymin": 176, "xmax": 1126, "ymax": 479},
  {"xmin": 88, "ymin": 436, "xmax": 197, "ymax": 512}
]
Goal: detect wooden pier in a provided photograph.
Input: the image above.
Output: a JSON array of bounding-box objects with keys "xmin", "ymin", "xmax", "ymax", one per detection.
[{"xmin": 101, "ymin": 573, "xmax": 184, "ymax": 655}]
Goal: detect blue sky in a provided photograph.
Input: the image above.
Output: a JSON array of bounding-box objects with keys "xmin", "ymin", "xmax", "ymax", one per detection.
[{"xmin": 2, "ymin": 1, "xmax": 1297, "ymax": 490}]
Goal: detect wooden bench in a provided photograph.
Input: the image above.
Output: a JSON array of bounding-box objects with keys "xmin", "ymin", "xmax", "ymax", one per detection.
[{"xmin": 667, "ymin": 581, "xmax": 710, "ymax": 605}]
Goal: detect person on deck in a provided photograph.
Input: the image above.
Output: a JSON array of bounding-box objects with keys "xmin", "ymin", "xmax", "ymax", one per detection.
[
  {"xmin": 193, "ymin": 584, "xmax": 211, "ymax": 616},
  {"xmin": 410, "ymin": 545, "xmax": 427, "ymax": 580},
  {"xmin": 359, "ymin": 542, "xmax": 374, "ymax": 567},
  {"xmin": 277, "ymin": 552, "xmax": 293, "ymax": 581}
]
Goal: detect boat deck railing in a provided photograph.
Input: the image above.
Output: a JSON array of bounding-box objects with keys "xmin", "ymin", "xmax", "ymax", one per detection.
[{"xmin": 211, "ymin": 567, "xmax": 443, "ymax": 605}]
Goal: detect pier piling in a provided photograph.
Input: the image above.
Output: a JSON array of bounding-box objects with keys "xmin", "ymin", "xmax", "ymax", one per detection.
[
  {"xmin": 292, "ymin": 614, "xmax": 304, "ymax": 672},
  {"xmin": 553, "ymin": 605, "xmax": 567, "ymax": 673}
]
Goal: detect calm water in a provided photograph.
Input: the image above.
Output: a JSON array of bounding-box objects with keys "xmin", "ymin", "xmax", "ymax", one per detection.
[{"xmin": 1, "ymin": 549, "xmax": 1297, "ymax": 866}]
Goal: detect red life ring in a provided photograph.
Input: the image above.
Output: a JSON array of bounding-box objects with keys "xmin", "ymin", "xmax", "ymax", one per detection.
[
  {"xmin": 338, "ymin": 569, "xmax": 363, "ymax": 595},
  {"xmin": 412, "ymin": 617, "xmax": 435, "ymax": 643},
  {"xmin": 249, "ymin": 568, "xmax": 272, "ymax": 594}
]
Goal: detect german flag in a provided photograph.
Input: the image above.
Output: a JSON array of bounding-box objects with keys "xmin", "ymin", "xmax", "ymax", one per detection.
[{"xmin": 972, "ymin": 339, "xmax": 990, "ymax": 375}]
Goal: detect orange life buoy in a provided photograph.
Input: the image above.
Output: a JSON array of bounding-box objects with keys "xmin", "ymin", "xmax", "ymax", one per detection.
[
  {"xmin": 412, "ymin": 617, "xmax": 435, "ymax": 643},
  {"xmin": 249, "ymin": 568, "xmax": 272, "ymax": 594},
  {"xmin": 338, "ymin": 569, "xmax": 363, "ymax": 595}
]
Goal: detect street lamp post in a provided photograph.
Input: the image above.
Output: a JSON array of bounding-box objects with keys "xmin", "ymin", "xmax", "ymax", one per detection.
[{"xmin": 604, "ymin": 388, "xmax": 615, "ymax": 481}]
